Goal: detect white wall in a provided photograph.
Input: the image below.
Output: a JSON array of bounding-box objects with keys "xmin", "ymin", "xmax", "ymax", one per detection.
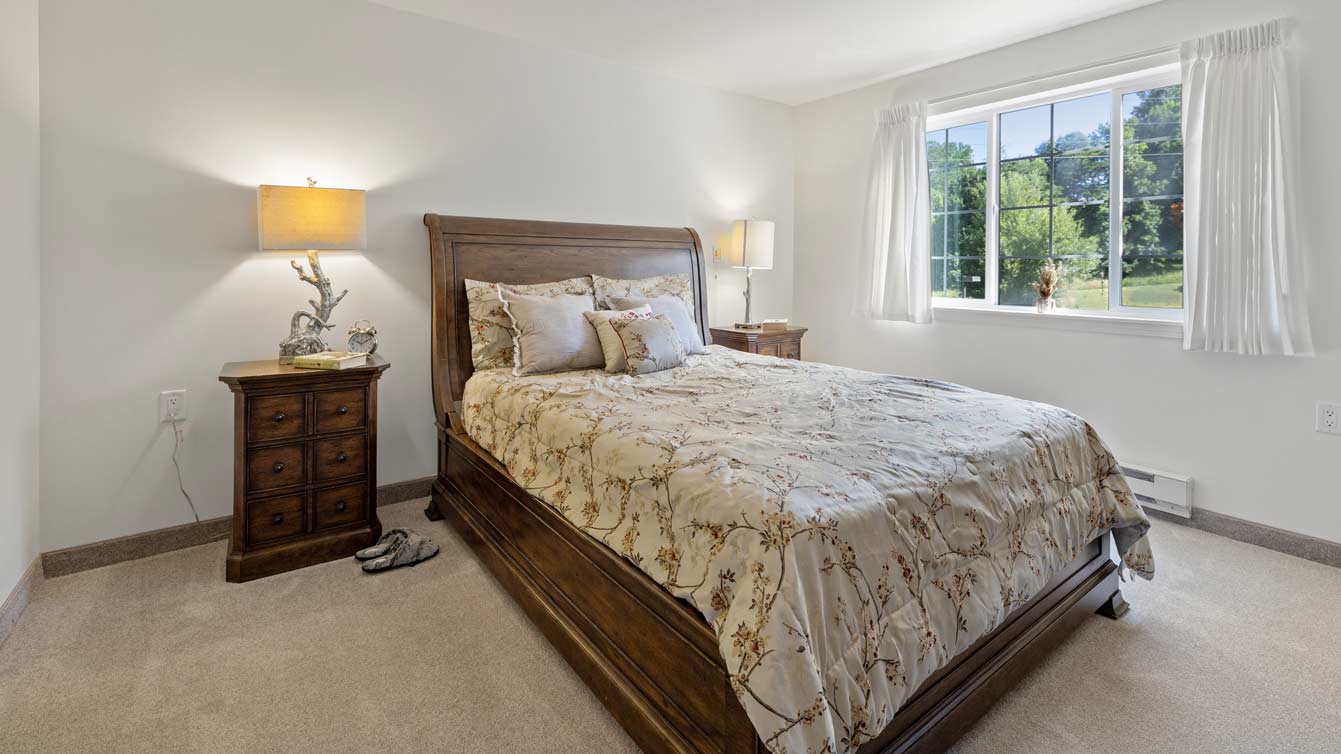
[
  {"xmin": 0, "ymin": 0, "xmax": 41, "ymax": 597},
  {"xmin": 36, "ymin": 0, "xmax": 1336, "ymax": 554},
  {"xmin": 795, "ymin": 0, "xmax": 1341, "ymax": 542},
  {"xmin": 38, "ymin": 0, "xmax": 794, "ymax": 550}
]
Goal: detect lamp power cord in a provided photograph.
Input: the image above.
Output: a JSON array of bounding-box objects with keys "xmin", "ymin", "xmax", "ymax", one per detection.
[{"xmin": 170, "ymin": 419, "xmax": 201, "ymax": 524}]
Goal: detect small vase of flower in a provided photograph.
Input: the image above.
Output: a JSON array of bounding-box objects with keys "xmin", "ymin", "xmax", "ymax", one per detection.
[{"xmin": 1033, "ymin": 261, "xmax": 1060, "ymax": 314}]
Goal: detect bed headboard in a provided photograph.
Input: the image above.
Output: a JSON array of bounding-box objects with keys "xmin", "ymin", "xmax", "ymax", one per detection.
[{"xmin": 424, "ymin": 214, "xmax": 709, "ymax": 432}]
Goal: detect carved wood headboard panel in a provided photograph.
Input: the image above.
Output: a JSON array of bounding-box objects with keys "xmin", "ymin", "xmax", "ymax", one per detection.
[{"xmin": 424, "ymin": 214, "xmax": 708, "ymax": 432}]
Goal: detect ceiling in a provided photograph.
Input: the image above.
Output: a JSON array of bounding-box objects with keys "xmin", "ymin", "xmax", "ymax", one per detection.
[{"xmin": 371, "ymin": 0, "xmax": 1162, "ymax": 105}]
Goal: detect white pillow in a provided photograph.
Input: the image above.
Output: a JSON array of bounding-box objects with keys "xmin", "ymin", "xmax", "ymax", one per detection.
[
  {"xmin": 501, "ymin": 291, "xmax": 604, "ymax": 375},
  {"xmin": 584, "ymin": 306, "xmax": 652, "ymax": 373},
  {"xmin": 609, "ymin": 295, "xmax": 708, "ymax": 355},
  {"xmin": 463, "ymin": 276, "xmax": 593, "ymax": 370}
]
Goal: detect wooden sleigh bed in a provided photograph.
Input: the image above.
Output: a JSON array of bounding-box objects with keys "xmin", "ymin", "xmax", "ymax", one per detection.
[{"xmin": 422, "ymin": 214, "xmax": 1128, "ymax": 754}]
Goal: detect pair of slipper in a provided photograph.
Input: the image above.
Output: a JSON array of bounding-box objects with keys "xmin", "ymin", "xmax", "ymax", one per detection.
[{"xmin": 355, "ymin": 528, "xmax": 440, "ymax": 573}]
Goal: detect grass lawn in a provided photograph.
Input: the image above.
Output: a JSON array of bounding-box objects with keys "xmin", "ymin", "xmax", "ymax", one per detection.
[
  {"xmin": 1059, "ymin": 278, "xmax": 1182, "ymax": 310},
  {"xmin": 944, "ymin": 271, "xmax": 1183, "ymax": 310},
  {"xmin": 1121, "ymin": 282, "xmax": 1183, "ymax": 308}
]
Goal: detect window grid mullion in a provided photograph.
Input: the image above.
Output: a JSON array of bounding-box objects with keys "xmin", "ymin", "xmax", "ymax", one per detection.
[
  {"xmin": 944, "ymin": 138, "xmax": 954, "ymax": 296},
  {"xmin": 942, "ymin": 132, "xmax": 948, "ymax": 298},
  {"xmin": 1047, "ymin": 104, "xmax": 1055, "ymax": 272},
  {"xmin": 1108, "ymin": 89, "xmax": 1123, "ymax": 312},
  {"xmin": 986, "ymin": 114, "xmax": 1000, "ymax": 305},
  {"xmin": 941, "ymin": 138, "xmax": 949, "ymax": 296}
]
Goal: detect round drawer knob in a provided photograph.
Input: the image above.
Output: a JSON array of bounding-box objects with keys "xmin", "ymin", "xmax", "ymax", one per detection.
[
  {"xmin": 271, "ymin": 513, "xmax": 284, "ymax": 525},
  {"xmin": 273, "ymin": 462, "xmax": 285, "ymax": 473},
  {"xmin": 274, "ymin": 412, "xmax": 286, "ymax": 423},
  {"xmin": 335, "ymin": 501, "xmax": 348, "ymax": 512},
  {"xmin": 336, "ymin": 406, "xmax": 349, "ymax": 416},
  {"xmin": 336, "ymin": 453, "xmax": 347, "ymax": 463}
]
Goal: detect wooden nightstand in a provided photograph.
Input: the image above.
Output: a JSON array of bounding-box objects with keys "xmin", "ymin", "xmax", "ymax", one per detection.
[
  {"xmin": 218, "ymin": 355, "xmax": 389, "ymax": 582},
  {"xmin": 710, "ymin": 326, "xmax": 807, "ymax": 360}
]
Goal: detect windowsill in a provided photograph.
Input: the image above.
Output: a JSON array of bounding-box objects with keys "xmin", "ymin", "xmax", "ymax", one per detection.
[{"xmin": 932, "ymin": 300, "xmax": 1183, "ymax": 339}]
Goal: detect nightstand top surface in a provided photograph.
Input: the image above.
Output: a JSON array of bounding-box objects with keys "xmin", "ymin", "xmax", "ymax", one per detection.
[
  {"xmin": 710, "ymin": 325, "xmax": 807, "ymax": 336},
  {"xmin": 219, "ymin": 354, "xmax": 389, "ymax": 385}
]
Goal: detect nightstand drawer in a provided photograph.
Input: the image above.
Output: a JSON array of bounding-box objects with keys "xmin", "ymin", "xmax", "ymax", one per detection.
[
  {"xmin": 314, "ymin": 484, "xmax": 367, "ymax": 531},
  {"xmin": 315, "ymin": 388, "xmax": 366, "ymax": 434},
  {"xmin": 247, "ymin": 443, "xmax": 306, "ymax": 493},
  {"xmin": 248, "ymin": 393, "xmax": 306, "ymax": 442},
  {"xmin": 246, "ymin": 493, "xmax": 305, "ymax": 546},
  {"xmin": 757, "ymin": 342, "xmax": 781, "ymax": 357},
  {"xmin": 314, "ymin": 435, "xmax": 367, "ymax": 481},
  {"xmin": 780, "ymin": 341, "xmax": 800, "ymax": 360}
]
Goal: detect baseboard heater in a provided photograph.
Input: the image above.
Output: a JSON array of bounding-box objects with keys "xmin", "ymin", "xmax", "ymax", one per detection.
[{"xmin": 1119, "ymin": 463, "xmax": 1193, "ymax": 519}]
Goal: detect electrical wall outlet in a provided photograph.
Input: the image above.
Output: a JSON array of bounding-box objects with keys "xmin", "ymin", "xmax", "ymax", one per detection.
[
  {"xmin": 1317, "ymin": 402, "xmax": 1340, "ymax": 435},
  {"xmin": 160, "ymin": 389, "xmax": 187, "ymax": 423}
]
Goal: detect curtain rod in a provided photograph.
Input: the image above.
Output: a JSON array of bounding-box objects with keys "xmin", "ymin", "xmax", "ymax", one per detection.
[{"xmin": 927, "ymin": 44, "xmax": 1179, "ymax": 106}]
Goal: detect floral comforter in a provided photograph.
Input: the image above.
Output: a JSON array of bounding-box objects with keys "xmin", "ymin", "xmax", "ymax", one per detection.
[{"xmin": 461, "ymin": 347, "xmax": 1154, "ymax": 754}]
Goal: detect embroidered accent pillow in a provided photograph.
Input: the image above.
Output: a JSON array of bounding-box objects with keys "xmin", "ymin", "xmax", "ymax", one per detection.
[
  {"xmin": 593, "ymin": 273, "xmax": 695, "ymax": 322},
  {"xmin": 583, "ymin": 306, "xmax": 652, "ymax": 373},
  {"xmin": 501, "ymin": 291, "xmax": 604, "ymax": 376},
  {"xmin": 609, "ymin": 295, "xmax": 709, "ymax": 355},
  {"xmin": 609, "ymin": 313, "xmax": 686, "ymax": 376},
  {"xmin": 464, "ymin": 276, "xmax": 593, "ymax": 370}
]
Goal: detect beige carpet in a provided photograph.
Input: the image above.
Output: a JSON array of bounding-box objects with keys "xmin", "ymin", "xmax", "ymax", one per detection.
[{"xmin": 2, "ymin": 500, "xmax": 1338, "ymax": 754}]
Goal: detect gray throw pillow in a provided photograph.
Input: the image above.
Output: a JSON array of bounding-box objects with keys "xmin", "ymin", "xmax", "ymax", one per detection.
[
  {"xmin": 610, "ymin": 295, "xmax": 708, "ymax": 355},
  {"xmin": 501, "ymin": 291, "xmax": 604, "ymax": 375},
  {"xmin": 584, "ymin": 306, "xmax": 652, "ymax": 373},
  {"xmin": 609, "ymin": 313, "xmax": 687, "ymax": 375}
]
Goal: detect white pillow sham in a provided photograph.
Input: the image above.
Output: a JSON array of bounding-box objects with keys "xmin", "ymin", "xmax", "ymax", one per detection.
[
  {"xmin": 593, "ymin": 273, "xmax": 696, "ymax": 322},
  {"xmin": 501, "ymin": 291, "xmax": 604, "ymax": 376},
  {"xmin": 463, "ymin": 276, "xmax": 593, "ymax": 370}
]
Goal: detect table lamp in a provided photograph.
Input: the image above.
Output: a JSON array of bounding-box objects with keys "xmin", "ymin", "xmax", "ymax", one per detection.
[
  {"xmin": 258, "ymin": 178, "xmax": 365, "ymax": 362},
  {"xmin": 724, "ymin": 219, "xmax": 774, "ymax": 329}
]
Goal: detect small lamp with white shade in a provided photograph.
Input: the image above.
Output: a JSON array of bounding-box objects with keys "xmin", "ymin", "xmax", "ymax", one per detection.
[
  {"xmin": 722, "ymin": 219, "xmax": 774, "ymax": 329},
  {"xmin": 257, "ymin": 178, "xmax": 366, "ymax": 363}
]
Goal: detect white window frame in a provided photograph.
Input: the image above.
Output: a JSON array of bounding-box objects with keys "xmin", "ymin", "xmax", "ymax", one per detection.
[{"xmin": 927, "ymin": 64, "xmax": 1183, "ymax": 337}]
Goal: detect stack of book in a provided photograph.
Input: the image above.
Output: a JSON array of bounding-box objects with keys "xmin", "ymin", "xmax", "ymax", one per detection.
[{"xmin": 291, "ymin": 351, "xmax": 369, "ymax": 370}]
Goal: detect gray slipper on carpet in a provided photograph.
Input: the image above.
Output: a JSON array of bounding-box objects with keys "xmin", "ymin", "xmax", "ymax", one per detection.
[
  {"xmin": 361, "ymin": 530, "xmax": 440, "ymax": 573},
  {"xmin": 355, "ymin": 528, "xmax": 411, "ymax": 561}
]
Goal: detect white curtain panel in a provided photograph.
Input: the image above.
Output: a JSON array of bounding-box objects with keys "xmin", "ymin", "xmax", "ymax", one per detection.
[
  {"xmin": 855, "ymin": 102, "xmax": 933, "ymax": 324},
  {"xmin": 1181, "ymin": 19, "xmax": 1313, "ymax": 355}
]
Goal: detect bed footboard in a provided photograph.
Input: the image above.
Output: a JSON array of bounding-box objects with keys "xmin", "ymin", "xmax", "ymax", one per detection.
[
  {"xmin": 431, "ymin": 426, "xmax": 1121, "ymax": 754},
  {"xmin": 434, "ymin": 429, "xmax": 759, "ymax": 754}
]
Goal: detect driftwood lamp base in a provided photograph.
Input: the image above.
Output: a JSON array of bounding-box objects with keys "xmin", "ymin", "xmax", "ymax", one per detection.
[{"xmin": 278, "ymin": 250, "xmax": 347, "ymax": 362}]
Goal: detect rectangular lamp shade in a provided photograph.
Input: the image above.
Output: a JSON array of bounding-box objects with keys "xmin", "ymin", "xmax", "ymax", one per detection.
[
  {"xmin": 257, "ymin": 184, "xmax": 366, "ymax": 251},
  {"xmin": 724, "ymin": 219, "xmax": 774, "ymax": 270}
]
